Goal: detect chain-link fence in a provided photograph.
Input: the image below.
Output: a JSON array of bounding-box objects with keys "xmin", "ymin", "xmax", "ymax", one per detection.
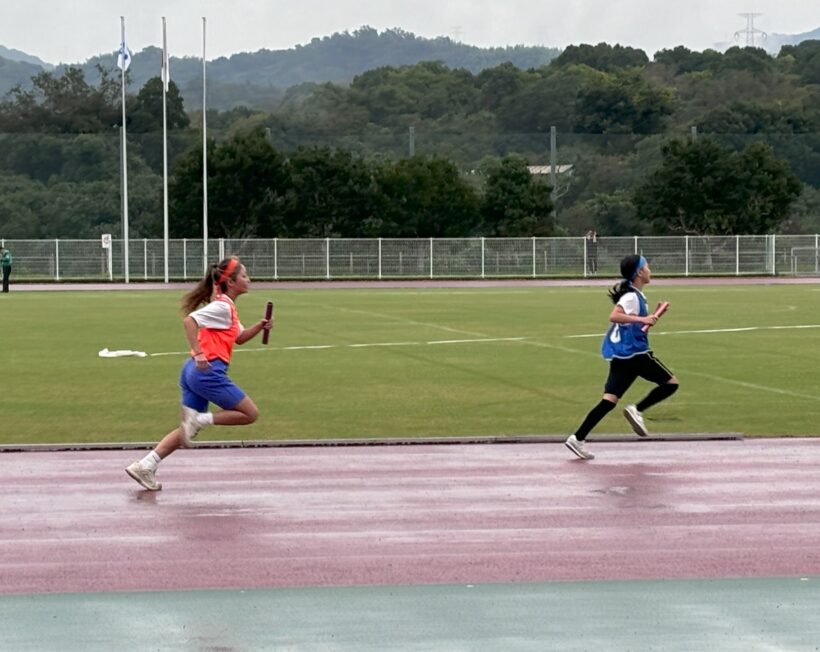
[{"xmin": 2, "ymin": 235, "xmax": 820, "ymax": 282}]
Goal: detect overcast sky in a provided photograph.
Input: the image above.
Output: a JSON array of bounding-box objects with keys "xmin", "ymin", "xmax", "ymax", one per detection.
[{"xmin": 1, "ymin": 0, "xmax": 818, "ymax": 65}]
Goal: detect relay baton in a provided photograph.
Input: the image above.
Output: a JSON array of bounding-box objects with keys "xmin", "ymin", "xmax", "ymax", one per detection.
[
  {"xmin": 262, "ymin": 301, "xmax": 273, "ymax": 344},
  {"xmin": 640, "ymin": 301, "xmax": 669, "ymax": 333}
]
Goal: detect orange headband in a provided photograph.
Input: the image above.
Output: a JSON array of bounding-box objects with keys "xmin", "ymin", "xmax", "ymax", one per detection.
[{"xmin": 217, "ymin": 257, "xmax": 239, "ymax": 285}]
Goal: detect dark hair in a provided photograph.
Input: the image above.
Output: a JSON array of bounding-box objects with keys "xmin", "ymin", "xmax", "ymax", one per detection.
[
  {"xmin": 182, "ymin": 256, "xmax": 242, "ymax": 313},
  {"xmin": 607, "ymin": 254, "xmax": 644, "ymax": 304}
]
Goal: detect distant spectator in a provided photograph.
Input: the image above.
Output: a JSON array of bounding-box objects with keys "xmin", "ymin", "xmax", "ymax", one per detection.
[
  {"xmin": 585, "ymin": 230, "xmax": 598, "ymax": 275},
  {"xmin": 1, "ymin": 247, "xmax": 11, "ymax": 293}
]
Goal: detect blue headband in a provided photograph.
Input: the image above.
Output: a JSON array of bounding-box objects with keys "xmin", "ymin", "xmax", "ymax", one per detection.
[{"xmin": 630, "ymin": 256, "xmax": 647, "ymax": 281}]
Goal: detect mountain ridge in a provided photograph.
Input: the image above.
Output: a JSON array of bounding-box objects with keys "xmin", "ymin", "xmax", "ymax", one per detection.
[
  {"xmin": 0, "ymin": 27, "xmax": 560, "ymax": 109},
  {"xmin": 2, "ymin": 24, "xmax": 819, "ymax": 111}
]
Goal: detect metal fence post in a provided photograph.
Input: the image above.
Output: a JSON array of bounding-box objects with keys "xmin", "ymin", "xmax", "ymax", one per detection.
[
  {"xmin": 55, "ymin": 239, "xmax": 60, "ymax": 281},
  {"xmin": 481, "ymin": 237, "xmax": 485, "ymax": 279},
  {"xmin": 583, "ymin": 236, "xmax": 588, "ymax": 278},
  {"xmin": 772, "ymin": 234, "xmax": 777, "ymax": 276},
  {"xmin": 326, "ymin": 237, "xmax": 331, "ymax": 280},
  {"xmin": 378, "ymin": 238, "xmax": 382, "ymax": 280},
  {"xmin": 429, "ymin": 238, "xmax": 433, "ymax": 279},
  {"xmin": 532, "ymin": 237, "xmax": 537, "ymax": 278}
]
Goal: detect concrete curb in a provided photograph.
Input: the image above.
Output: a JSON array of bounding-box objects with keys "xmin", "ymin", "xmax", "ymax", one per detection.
[{"xmin": 0, "ymin": 432, "xmax": 744, "ymax": 453}]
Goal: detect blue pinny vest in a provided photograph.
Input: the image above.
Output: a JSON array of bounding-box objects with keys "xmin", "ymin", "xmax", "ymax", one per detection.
[{"xmin": 601, "ymin": 289, "xmax": 650, "ymax": 360}]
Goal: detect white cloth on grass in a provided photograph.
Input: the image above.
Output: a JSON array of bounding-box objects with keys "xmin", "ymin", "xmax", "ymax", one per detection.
[{"xmin": 98, "ymin": 348, "xmax": 147, "ymax": 358}]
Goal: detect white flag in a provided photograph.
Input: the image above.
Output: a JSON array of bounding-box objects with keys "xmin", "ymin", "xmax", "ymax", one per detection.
[
  {"xmin": 117, "ymin": 40, "xmax": 131, "ymax": 71},
  {"xmin": 161, "ymin": 44, "xmax": 170, "ymax": 91}
]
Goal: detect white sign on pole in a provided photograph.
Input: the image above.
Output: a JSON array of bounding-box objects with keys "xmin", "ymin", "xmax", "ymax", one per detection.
[{"xmin": 101, "ymin": 233, "xmax": 112, "ymax": 249}]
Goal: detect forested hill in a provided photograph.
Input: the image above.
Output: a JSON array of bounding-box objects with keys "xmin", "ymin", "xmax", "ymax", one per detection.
[
  {"xmin": 0, "ymin": 56, "xmax": 44, "ymax": 95},
  {"xmin": 0, "ymin": 45, "xmax": 52, "ymax": 69},
  {"xmin": 0, "ymin": 27, "xmax": 560, "ymax": 109}
]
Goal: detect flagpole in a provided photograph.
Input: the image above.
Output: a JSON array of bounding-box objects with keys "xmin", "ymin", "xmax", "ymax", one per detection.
[
  {"xmin": 162, "ymin": 16, "xmax": 169, "ymax": 283},
  {"xmin": 120, "ymin": 16, "xmax": 130, "ymax": 283},
  {"xmin": 202, "ymin": 16, "xmax": 209, "ymax": 272}
]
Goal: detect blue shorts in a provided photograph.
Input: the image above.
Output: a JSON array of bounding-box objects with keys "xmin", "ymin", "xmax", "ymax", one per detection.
[{"xmin": 179, "ymin": 358, "xmax": 246, "ymax": 412}]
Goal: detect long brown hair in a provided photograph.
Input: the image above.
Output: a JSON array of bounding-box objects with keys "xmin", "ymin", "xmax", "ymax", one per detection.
[{"xmin": 181, "ymin": 256, "xmax": 241, "ymax": 313}]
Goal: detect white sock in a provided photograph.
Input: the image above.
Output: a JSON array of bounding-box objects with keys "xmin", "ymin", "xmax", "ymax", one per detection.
[
  {"xmin": 196, "ymin": 412, "xmax": 214, "ymax": 428},
  {"xmin": 139, "ymin": 450, "xmax": 161, "ymax": 471}
]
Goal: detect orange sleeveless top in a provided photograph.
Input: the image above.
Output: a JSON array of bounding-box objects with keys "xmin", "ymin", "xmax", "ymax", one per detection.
[{"xmin": 194, "ymin": 296, "xmax": 241, "ymax": 364}]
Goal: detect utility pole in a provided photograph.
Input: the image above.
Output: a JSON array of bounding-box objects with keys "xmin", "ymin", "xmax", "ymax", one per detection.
[{"xmin": 734, "ymin": 13, "xmax": 767, "ymax": 48}]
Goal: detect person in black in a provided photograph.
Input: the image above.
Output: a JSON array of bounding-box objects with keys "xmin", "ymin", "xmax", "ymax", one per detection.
[
  {"xmin": 585, "ymin": 230, "xmax": 598, "ymax": 275},
  {"xmin": 1, "ymin": 247, "xmax": 11, "ymax": 293}
]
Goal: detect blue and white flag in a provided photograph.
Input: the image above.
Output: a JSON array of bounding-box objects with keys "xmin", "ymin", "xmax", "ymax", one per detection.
[{"xmin": 117, "ymin": 40, "xmax": 131, "ymax": 71}]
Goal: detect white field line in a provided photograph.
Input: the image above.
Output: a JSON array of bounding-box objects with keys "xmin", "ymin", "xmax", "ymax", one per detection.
[
  {"xmin": 681, "ymin": 370, "xmax": 820, "ymax": 402},
  {"xmin": 327, "ymin": 305, "xmax": 489, "ymax": 338},
  {"xmin": 565, "ymin": 323, "xmax": 820, "ymax": 339},
  {"xmin": 148, "ymin": 337, "xmax": 526, "ymax": 358},
  {"xmin": 149, "ymin": 302, "xmax": 524, "ymax": 358}
]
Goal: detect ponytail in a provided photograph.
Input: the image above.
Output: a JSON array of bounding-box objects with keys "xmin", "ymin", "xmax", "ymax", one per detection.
[
  {"xmin": 181, "ymin": 256, "xmax": 241, "ymax": 314},
  {"xmin": 608, "ymin": 279, "xmax": 632, "ymax": 304},
  {"xmin": 607, "ymin": 254, "xmax": 645, "ymax": 305}
]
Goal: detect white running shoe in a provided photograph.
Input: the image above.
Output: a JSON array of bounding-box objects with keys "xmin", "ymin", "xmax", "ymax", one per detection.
[
  {"xmin": 623, "ymin": 404, "xmax": 649, "ymax": 437},
  {"xmin": 125, "ymin": 462, "xmax": 162, "ymax": 491},
  {"xmin": 180, "ymin": 405, "xmax": 203, "ymax": 447},
  {"xmin": 565, "ymin": 434, "xmax": 595, "ymax": 460}
]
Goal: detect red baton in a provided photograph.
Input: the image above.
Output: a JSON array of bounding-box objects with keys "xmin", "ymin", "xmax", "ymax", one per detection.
[
  {"xmin": 641, "ymin": 301, "xmax": 669, "ymax": 333},
  {"xmin": 262, "ymin": 301, "xmax": 273, "ymax": 344}
]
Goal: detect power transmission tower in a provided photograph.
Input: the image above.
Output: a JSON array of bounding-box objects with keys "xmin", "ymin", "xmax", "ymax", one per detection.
[{"xmin": 734, "ymin": 13, "xmax": 767, "ymax": 48}]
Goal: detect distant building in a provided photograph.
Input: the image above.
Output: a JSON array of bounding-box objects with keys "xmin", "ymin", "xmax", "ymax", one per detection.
[{"xmin": 527, "ymin": 164, "xmax": 573, "ymax": 176}]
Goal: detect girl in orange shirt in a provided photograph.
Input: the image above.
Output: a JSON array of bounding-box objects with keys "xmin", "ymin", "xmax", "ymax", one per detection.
[{"xmin": 126, "ymin": 256, "xmax": 272, "ymax": 490}]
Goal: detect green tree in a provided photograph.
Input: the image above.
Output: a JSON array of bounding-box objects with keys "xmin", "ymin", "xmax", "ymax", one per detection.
[
  {"xmin": 0, "ymin": 66, "xmax": 120, "ymax": 133},
  {"xmin": 169, "ymin": 127, "xmax": 285, "ymax": 238},
  {"xmin": 496, "ymin": 66, "xmax": 585, "ymax": 133},
  {"xmin": 573, "ymin": 69, "xmax": 676, "ymax": 134},
  {"xmin": 480, "ymin": 155, "xmax": 555, "ymax": 236},
  {"xmin": 275, "ymin": 146, "xmax": 382, "ymax": 237},
  {"xmin": 634, "ymin": 137, "xmax": 802, "ymax": 234},
  {"xmin": 553, "ymin": 43, "xmax": 649, "ymax": 71},
  {"xmin": 696, "ymin": 98, "xmax": 820, "ymax": 188},
  {"xmin": 558, "ymin": 190, "xmax": 647, "ymax": 237},
  {"xmin": 349, "ymin": 61, "xmax": 478, "ymax": 124},
  {"xmin": 376, "ymin": 156, "xmax": 479, "ymax": 237},
  {"xmin": 128, "ymin": 77, "xmax": 190, "ymax": 133},
  {"xmin": 475, "ymin": 62, "xmax": 527, "ymax": 111},
  {"xmin": 719, "ymin": 47, "xmax": 774, "ymax": 75},
  {"xmin": 779, "ymin": 40, "xmax": 820, "ymax": 85},
  {"xmin": 653, "ymin": 46, "xmax": 723, "ymax": 74}
]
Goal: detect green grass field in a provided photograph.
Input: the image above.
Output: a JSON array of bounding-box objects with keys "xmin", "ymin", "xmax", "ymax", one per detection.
[{"xmin": 2, "ymin": 283, "xmax": 820, "ymax": 445}]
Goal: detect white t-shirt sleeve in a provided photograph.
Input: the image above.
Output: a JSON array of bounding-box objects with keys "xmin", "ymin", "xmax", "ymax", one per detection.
[
  {"xmin": 618, "ymin": 292, "xmax": 640, "ymax": 316},
  {"xmin": 189, "ymin": 301, "xmax": 233, "ymax": 329}
]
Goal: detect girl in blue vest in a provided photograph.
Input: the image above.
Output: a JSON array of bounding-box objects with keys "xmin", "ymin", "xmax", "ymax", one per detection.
[{"xmin": 566, "ymin": 254, "xmax": 679, "ymax": 460}]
